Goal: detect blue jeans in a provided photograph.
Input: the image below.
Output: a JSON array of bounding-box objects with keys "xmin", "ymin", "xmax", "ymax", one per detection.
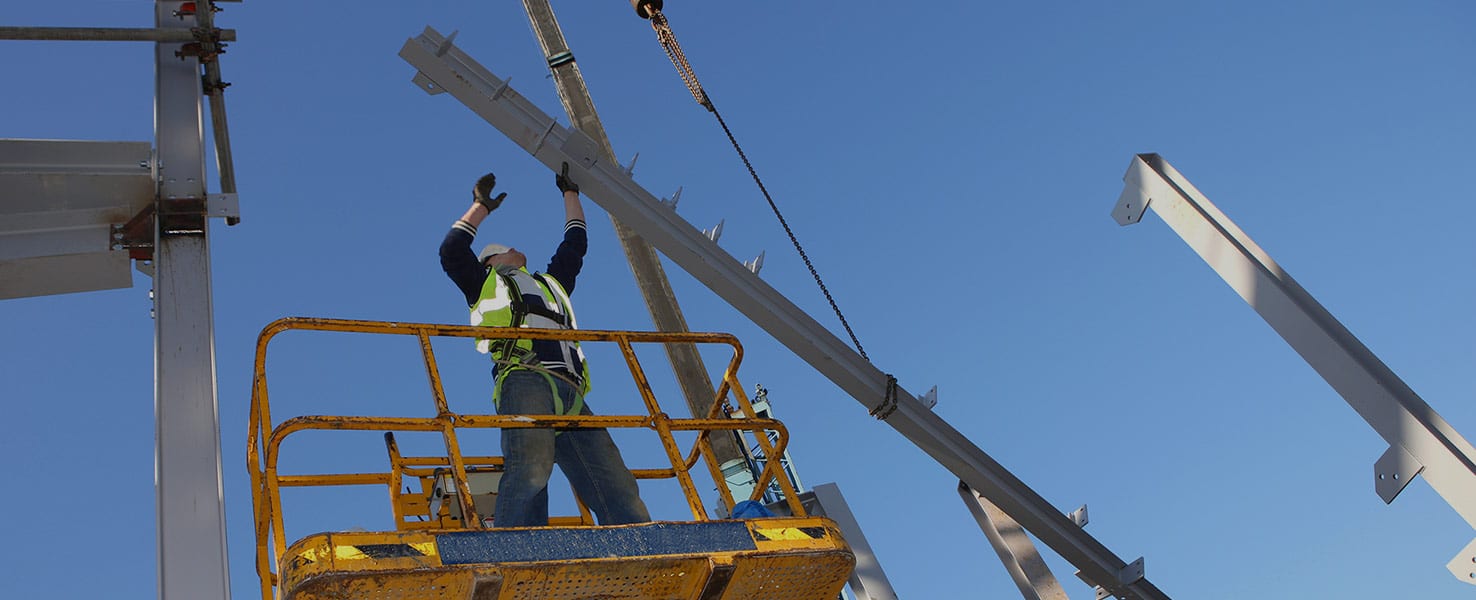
[{"xmin": 493, "ymin": 369, "xmax": 650, "ymax": 527}]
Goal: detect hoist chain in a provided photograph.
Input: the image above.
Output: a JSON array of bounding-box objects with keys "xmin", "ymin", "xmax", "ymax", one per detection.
[
  {"xmin": 650, "ymin": 11, "xmax": 710, "ymax": 110},
  {"xmin": 646, "ymin": 8, "xmax": 871, "ymax": 362}
]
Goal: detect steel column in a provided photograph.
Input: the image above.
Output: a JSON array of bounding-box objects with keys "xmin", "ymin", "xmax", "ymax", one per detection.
[
  {"xmin": 519, "ymin": 0, "xmax": 743, "ymax": 468},
  {"xmin": 400, "ymin": 28, "xmax": 1167, "ymax": 599},
  {"xmin": 154, "ymin": 2, "xmax": 230, "ymax": 598},
  {"xmin": 1113, "ymin": 153, "xmax": 1476, "ymax": 584}
]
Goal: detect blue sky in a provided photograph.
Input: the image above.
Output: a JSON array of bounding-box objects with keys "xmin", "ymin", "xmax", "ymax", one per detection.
[{"xmin": 3, "ymin": 1, "xmax": 1475, "ymax": 598}]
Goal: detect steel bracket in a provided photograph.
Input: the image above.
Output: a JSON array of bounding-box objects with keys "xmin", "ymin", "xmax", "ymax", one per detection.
[
  {"xmin": 411, "ymin": 71, "xmax": 446, "ymax": 95},
  {"xmin": 1374, "ymin": 444, "xmax": 1425, "ymax": 504},
  {"xmin": 1111, "ymin": 161, "xmax": 1151, "ymax": 226},
  {"xmin": 1447, "ymin": 538, "xmax": 1476, "ymax": 582},
  {"xmin": 920, "ymin": 385, "xmax": 938, "ymax": 409},
  {"xmin": 1078, "ymin": 557, "xmax": 1145, "ymax": 600},
  {"xmin": 1070, "ymin": 505, "xmax": 1089, "ymax": 528},
  {"xmin": 206, "ymin": 192, "xmax": 239, "ymax": 220}
]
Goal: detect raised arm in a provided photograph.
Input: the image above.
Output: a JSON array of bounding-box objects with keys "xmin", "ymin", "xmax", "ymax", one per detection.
[
  {"xmin": 547, "ymin": 162, "xmax": 588, "ymax": 291},
  {"xmin": 556, "ymin": 162, "xmax": 585, "ymax": 224},
  {"xmin": 440, "ymin": 173, "xmax": 506, "ymax": 305}
]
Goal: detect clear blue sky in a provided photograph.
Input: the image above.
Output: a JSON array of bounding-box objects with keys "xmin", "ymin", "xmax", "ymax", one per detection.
[{"xmin": 3, "ymin": 2, "xmax": 1475, "ymax": 598}]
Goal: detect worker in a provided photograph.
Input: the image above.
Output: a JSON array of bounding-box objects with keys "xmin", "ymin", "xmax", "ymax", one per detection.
[{"xmin": 439, "ymin": 163, "xmax": 650, "ymax": 528}]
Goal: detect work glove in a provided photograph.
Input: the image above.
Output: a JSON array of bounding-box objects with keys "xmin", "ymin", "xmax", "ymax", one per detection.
[
  {"xmin": 555, "ymin": 162, "xmax": 580, "ymax": 194},
  {"xmin": 474, "ymin": 172, "xmax": 505, "ymax": 211}
]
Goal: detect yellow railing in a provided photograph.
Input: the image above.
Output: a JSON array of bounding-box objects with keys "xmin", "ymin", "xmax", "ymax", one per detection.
[{"xmin": 247, "ymin": 317, "xmax": 805, "ymax": 599}]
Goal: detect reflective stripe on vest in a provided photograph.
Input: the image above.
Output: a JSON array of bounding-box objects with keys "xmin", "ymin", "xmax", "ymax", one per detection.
[{"xmin": 469, "ymin": 267, "xmax": 590, "ymax": 394}]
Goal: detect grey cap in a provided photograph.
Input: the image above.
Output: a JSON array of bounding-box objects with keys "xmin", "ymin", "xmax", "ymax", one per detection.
[{"xmin": 478, "ymin": 243, "xmax": 512, "ymax": 263}]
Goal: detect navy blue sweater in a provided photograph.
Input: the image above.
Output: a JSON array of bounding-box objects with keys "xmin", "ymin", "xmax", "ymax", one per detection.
[
  {"xmin": 439, "ymin": 218, "xmax": 588, "ymax": 308},
  {"xmin": 441, "ymin": 218, "xmax": 590, "ymax": 382}
]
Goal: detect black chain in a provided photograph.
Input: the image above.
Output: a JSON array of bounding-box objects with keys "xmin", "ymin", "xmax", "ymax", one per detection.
[{"xmin": 647, "ymin": 9, "xmax": 870, "ymax": 361}]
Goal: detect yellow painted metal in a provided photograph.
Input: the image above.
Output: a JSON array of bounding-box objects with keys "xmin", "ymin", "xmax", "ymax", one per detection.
[
  {"xmin": 275, "ymin": 518, "xmax": 854, "ymax": 600},
  {"xmin": 728, "ymin": 380, "xmax": 806, "ymax": 514},
  {"xmin": 491, "ymin": 557, "xmax": 713, "ymax": 600},
  {"xmin": 249, "ymin": 317, "xmax": 848, "ymax": 599},
  {"xmin": 384, "ymin": 434, "xmax": 405, "ymax": 526}
]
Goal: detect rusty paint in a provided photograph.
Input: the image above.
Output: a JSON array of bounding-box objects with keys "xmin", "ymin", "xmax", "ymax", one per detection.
[{"xmin": 249, "ymin": 319, "xmax": 842, "ymax": 599}]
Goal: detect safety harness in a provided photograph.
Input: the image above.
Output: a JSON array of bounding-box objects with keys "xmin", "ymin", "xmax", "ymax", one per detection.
[{"xmin": 476, "ymin": 269, "xmax": 589, "ymax": 417}]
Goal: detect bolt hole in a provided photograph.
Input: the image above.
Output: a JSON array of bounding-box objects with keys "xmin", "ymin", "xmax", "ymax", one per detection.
[
  {"xmin": 1378, "ymin": 474, "xmax": 1386, "ymax": 480},
  {"xmin": 1394, "ymin": 473, "xmax": 1401, "ymax": 480}
]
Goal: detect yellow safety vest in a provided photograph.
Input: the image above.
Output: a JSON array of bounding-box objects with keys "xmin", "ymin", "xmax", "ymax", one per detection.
[{"xmin": 470, "ymin": 267, "xmax": 591, "ymax": 397}]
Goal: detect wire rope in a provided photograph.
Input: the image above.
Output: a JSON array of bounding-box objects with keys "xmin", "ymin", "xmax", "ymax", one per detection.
[{"xmin": 647, "ymin": 9, "xmax": 872, "ymax": 362}]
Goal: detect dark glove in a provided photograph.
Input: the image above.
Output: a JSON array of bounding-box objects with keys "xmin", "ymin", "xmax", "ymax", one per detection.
[
  {"xmin": 478, "ymin": 192, "xmax": 506, "ymax": 211},
  {"xmin": 555, "ymin": 162, "xmax": 580, "ymax": 194},
  {"xmin": 474, "ymin": 172, "xmax": 504, "ymax": 211}
]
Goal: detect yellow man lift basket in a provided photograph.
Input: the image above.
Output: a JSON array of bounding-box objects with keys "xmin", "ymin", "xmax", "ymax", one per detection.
[{"xmin": 248, "ymin": 317, "xmax": 855, "ymax": 600}]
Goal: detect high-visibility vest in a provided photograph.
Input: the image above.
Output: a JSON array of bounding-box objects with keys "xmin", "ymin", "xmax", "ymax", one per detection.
[{"xmin": 470, "ymin": 267, "xmax": 590, "ymax": 395}]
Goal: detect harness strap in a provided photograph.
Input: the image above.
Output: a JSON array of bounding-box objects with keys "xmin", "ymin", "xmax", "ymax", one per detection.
[
  {"xmin": 522, "ymin": 302, "xmax": 570, "ymax": 327},
  {"xmin": 487, "ymin": 270, "xmax": 585, "ymax": 406},
  {"xmin": 491, "ymin": 370, "xmax": 587, "ymax": 422}
]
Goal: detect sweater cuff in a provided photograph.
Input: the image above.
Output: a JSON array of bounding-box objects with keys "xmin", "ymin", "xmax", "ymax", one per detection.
[
  {"xmin": 453, "ymin": 220, "xmax": 477, "ymax": 236},
  {"xmin": 564, "ymin": 219, "xmax": 586, "ymax": 233}
]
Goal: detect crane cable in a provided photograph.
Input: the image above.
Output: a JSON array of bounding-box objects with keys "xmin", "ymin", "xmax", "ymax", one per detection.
[{"xmin": 646, "ymin": 8, "xmax": 872, "ymax": 363}]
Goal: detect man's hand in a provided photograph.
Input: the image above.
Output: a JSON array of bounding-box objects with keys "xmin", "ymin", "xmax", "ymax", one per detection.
[
  {"xmin": 477, "ymin": 192, "xmax": 507, "ymax": 212},
  {"xmin": 555, "ymin": 162, "xmax": 580, "ymax": 194},
  {"xmin": 474, "ymin": 172, "xmax": 505, "ymax": 211}
]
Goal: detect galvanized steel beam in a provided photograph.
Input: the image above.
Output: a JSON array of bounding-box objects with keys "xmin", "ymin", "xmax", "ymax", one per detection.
[
  {"xmin": 0, "ymin": 26, "xmax": 236, "ymax": 42},
  {"xmin": 399, "ymin": 27, "xmax": 1168, "ymax": 600},
  {"xmin": 802, "ymin": 483, "xmax": 901, "ymax": 600},
  {"xmin": 154, "ymin": 2, "xmax": 230, "ymax": 598},
  {"xmin": 960, "ymin": 482, "xmax": 1071, "ymax": 600},
  {"xmin": 519, "ymin": 0, "xmax": 743, "ymax": 470},
  {"xmin": 1114, "ymin": 152, "xmax": 1476, "ymax": 584},
  {"xmin": 0, "ymin": 139, "xmax": 153, "ymax": 299}
]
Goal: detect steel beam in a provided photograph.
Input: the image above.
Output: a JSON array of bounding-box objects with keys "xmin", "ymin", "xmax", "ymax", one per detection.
[
  {"xmin": 0, "ymin": 26, "xmax": 236, "ymax": 42},
  {"xmin": 1113, "ymin": 153, "xmax": 1476, "ymax": 584},
  {"xmin": 400, "ymin": 28, "xmax": 1168, "ymax": 600},
  {"xmin": 960, "ymin": 481, "xmax": 1071, "ymax": 600},
  {"xmin": 519, "ymin": 0, "xmax": 743, "ymax": 468},
  {"xmin": 154, "ymin": 2, "xmax": 230, "ymax": 598},
  {"xmin": 0, "ymin": 139, "xmax": 153, "ymax": 299},
  {"xmin": 802, "ymin": 483, "xmax": 901, "ymax": 600}
]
